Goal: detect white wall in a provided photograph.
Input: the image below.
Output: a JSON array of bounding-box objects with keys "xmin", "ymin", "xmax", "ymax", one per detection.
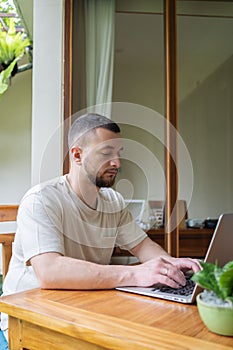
[
  {"xmin": 0, "ymin": 0, "xmax": 65, "ymax": 203},
  {"xmin": 0, "ymin": 69, "xmax": 32, "ymax": 204},
  {"xmin": 113, "ymin": 61, "xmax": 165, "ymax": 202},
  {"xmin": 113, "ymin": 55, "xmax": 233, "ymax": 219},
  {"xmin": 0, "ymin": 63, "xmax": 32, "ymax": 274},
  {"xmin": 179, "ymin": 55, "xmax": 233, "ymax": 218},
  {"xmin": 113, "ymin": 62, "xmax": 164, "ymax": 114},
  {"xmin": 113, "ymin": 45, "xmax": 233, "ymax": 220},
  {"xmin": 31, "ymin": 0, "xmax": 64, "ymax": 186}
]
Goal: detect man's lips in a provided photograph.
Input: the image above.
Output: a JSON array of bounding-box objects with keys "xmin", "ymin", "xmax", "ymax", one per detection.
[{"xmin": 104, "ymin": 169, "xmax": 118, "ymax": 176}]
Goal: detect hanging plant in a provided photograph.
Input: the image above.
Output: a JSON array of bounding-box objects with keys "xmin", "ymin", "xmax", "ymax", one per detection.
[
  {"xmin": 0, "ymin": 18, "xmax": 30, "ymax": 97},
  {"xmin": 0, "ymin": 57, "xmax": 17, "ymax": 95}
]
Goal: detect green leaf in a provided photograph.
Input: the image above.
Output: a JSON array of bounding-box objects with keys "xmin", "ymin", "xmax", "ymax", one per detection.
[
  {"xmin": 8, "ymin": 17, "xmax": 16, "ymax": 36},
  {"xmin": 0, "ymin": 79, "xmax": 8, "ymax": 95},
  {"xmin": 226, "ymin": 296, "xmax": 233, "ymax": 304},
  {"xmin": 214, "ymin": 264, "xmax": 225, "ymax": 299},
  {"xmin": 223, "ymin": 261, "xmax": 233, "ymax": 271},
  {"xmin": 219, "ymin": 268, "xmax": 233, "ymax": 299},
  {"xmin": 192, "ymin": 262, "xmax": 218, "ymax": 292},
  {"xmin": 192, "ymin": 261, "xmax": 233, "ymax": 300},
  {"xmin": 0, "ymin": 58, "xmax": 17, "ymax": 96},
  {"xmin": 0, "ymin": 18, "xmax": 30, "ymax": 66}
]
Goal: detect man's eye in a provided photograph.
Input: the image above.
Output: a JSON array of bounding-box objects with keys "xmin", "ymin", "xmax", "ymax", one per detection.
[{"xmin": 101, "ymin": 153, "xmax": 111, "ymax": 157}]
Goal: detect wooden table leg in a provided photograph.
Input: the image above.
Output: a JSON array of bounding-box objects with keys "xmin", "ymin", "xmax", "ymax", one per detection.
[{"xmin": 8, "ymin": 316, "xmax": 23, "ymax": 350}]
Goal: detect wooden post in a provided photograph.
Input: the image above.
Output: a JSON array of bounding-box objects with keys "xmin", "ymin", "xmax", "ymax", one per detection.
[
  {"xmin": 63, "ymin": 0, "xmax": 73, "ymax": 175},
  {"xmin": 164, "ymin": 0, "xmax": 179, "ymax": 257}
]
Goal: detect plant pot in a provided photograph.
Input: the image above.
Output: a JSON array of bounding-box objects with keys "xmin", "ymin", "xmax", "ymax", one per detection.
[{"xmin": 196, "ymin": 293, "xmax": 233, "ymax": 336}]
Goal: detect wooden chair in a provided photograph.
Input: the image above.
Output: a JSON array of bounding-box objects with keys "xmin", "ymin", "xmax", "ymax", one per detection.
[{"xmin": 0, "ymin": 205, "xmax": 18, "ymax": 281}]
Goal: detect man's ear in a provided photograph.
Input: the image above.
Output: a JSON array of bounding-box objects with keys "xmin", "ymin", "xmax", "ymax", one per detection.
[{"xmin": 70, "ymin": 146, "xmax": 82, "ymax": 164}]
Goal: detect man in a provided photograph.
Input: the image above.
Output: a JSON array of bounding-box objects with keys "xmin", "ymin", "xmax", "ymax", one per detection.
[{"xmin": 1, "ymin": 113, "xmax": 200, "ymax": 339}]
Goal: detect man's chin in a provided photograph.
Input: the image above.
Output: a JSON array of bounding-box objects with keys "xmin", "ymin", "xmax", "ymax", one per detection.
[{"xmin": 96, "ymin": 177, "xmax": 116, "ymax": 188}]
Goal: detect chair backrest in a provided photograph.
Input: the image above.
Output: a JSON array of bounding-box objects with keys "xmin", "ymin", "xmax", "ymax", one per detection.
[{"xmin": 0, "ymin": 205, "xmax": 18, "ymax": 281}]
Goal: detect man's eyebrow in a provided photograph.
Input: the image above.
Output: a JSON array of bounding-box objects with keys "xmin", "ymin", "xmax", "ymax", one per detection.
[
  {"xmin": 99, "ymin": 145, "xmax": 124, "ymax": 151},
  {"xmin": 99, "ymin": 145, "xmax": 114, "ymax": 150}
]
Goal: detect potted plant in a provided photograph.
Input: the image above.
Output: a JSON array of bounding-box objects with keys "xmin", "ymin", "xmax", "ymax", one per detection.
[
  {"xmin": 192, "ymin": 260, "xmax": 233, "ymax": 336},
  {"xmin": 0, "ymin": 18, "xmax": 30, "ymax": 96}
]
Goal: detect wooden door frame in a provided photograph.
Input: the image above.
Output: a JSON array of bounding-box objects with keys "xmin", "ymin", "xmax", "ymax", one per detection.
[
  {"xmin": 164, "ymin": 0, "xmax": 179, "ymax": 256},
  {"xmin": 63, "ymin": 0, "xmax": 73, "ymax": 175},
  {"xmin": 63, "ymin": 0, "xmax": 179, "ymax": 255}
]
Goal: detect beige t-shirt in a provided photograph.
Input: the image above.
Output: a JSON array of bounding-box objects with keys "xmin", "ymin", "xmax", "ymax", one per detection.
[{"xmin": 1, "ymin": 175, "xmax": 147, "ymax": 331}]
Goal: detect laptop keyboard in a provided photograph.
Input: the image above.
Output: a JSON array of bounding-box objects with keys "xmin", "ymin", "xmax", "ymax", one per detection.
[{"xmin": 152, "ymin": 274, "xmax": 195, "ymax": 296}]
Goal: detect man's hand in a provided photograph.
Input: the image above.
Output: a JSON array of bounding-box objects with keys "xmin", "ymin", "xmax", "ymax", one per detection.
[
  {"xmin": 129, "ymin": 237, "xmax": 201, "ymax": 288},
  {"xmin": 165, "ymin": 256, "xmax": 201, "ymax": 273},
  {"xmin": 131, "ymin": 256, "xmax": 201, "ymax": 289}
]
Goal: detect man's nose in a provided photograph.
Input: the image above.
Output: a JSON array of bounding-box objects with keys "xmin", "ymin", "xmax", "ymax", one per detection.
[{"xmin": 110, "ymin": 157, "xmax": 121, "ymax": 168}]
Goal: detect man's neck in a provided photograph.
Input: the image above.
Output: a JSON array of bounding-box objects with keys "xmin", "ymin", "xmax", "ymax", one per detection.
[{"xmin": 67, "ymin": 171, "xmax": 99, "ymax": 210}]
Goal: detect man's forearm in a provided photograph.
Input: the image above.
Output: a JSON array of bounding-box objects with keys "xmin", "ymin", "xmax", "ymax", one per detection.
[
  {"xmin": 130, "ymin": 237, "xmax": 170, "ymax": 263},
  {"xmin": 31, "ymin": 245, "xmax": 200, "ymax": 291},
  {"xmin": 32, "ymin": 253, "xmax": 136, "ymax": 290}
]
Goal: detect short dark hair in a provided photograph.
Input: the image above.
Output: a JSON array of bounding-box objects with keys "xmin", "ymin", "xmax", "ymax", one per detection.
[{"xmin": 68, "ymin": 113, "xmax": 121, "ymax": 149}]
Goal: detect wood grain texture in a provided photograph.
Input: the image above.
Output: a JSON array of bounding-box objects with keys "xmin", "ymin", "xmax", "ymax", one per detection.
[
  {"xmin": 0, "ymin": 205, "xmax": 18, "ymax": 222},
  {"xmin": 0, "ymin": 205, "xmax": 18, "ymax": 280},
  {"xmin": 8, "ymin": 317, "xmax": 22, "ymax": 350},
  {"xmin": 63, "ymin": 0, "xmax": 73, "ymax": 175},
  {"xmin": 113, "ymin": 228, "xmax": 213, "ymax": 258},
  {"xmin": 1, "ymin": 289, "xmax": 232, "ymax": 349},
  {"xmin": 164, "ymin": 0, "xmax": 179, "ymax": 257}
]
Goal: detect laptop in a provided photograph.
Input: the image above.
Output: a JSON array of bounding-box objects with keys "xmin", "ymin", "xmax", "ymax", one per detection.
[{"xmin": 116, "ymin": 213, "xmax": 233, "ymax": 304}]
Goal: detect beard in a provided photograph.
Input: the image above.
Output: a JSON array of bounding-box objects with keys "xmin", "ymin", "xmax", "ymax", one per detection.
[
  {"xmin": 93, "ymin": 174, "xmax": 116, "ymax": 188},
  {"xmin": 83, "ymin": 160, "xmax": 117, "ymax": 188}
]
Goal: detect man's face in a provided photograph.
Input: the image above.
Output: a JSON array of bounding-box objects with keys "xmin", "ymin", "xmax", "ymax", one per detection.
[{"xmin": 81, "ymin": 128, "xmax": 123, "ymax": 188}]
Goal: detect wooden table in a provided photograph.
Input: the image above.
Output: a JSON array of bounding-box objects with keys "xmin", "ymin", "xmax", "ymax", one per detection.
[
  {"xmin": 114, "ymin": 228, "xmax": 214, "ymax": 259},
  {"xmin": 0, "ymin": 288, "xmax": 232, "ymax": 350}
]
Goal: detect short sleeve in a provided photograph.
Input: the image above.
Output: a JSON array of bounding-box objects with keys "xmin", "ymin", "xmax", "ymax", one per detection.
[
  {"xmin": 17, "ymin": 192, "xmax": 65, "ymax": 263},
  {"xmin": 115, "ymin": 208, "xmax": 147, "ymax": 251}
]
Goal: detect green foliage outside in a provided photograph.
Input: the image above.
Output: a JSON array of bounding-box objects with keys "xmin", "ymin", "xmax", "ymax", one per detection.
[
  {"xmin": 0, "ymin": 17, "xmax": 29, "ymax": 64},
  {"xmin": 0, "ymin": 56, "xmax": 17, "ymax": 94},
  {"xmin": 0, "ymin": 0, "xmax": 31, "ymax": 96},
  {"xmin": 0, "ymin": 0, "xmax": 22, "ymax": 29}
]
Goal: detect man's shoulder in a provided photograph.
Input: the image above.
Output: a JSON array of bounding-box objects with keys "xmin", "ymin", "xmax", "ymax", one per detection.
[
  {"xmin": 21, "ymin": 176, "xmax": 67, "ymax": 203},
  {"xmin": 17, "ymin": 176, "xmax": 68, "ymax": 219}
]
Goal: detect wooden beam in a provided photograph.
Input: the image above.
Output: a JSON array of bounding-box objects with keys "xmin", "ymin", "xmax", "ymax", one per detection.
[
  {"xmin": 0, "ymin": 205, "xmax": 18, "ymax": 222},
  {"xmin": 63, "ymin": 0, "xmax": 73, "ymax": 175},
  {"xmin": 164, "ymin": 0, "xmax": 179, "ymax": 257}
]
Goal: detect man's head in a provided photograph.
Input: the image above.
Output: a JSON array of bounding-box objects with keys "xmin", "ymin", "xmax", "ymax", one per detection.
[
  {"xmin": 68, "ymin": 114, "xmax": 123, "ymax": 188},
  {"xmin": 68, "ymin": 113, "xmax": 121, "ymax": 150}
]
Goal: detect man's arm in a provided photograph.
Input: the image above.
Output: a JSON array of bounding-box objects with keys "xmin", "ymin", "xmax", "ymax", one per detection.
[
  {"xmin": 31, "ymin": 252, "xmax": 135, "ymax": 290},
  {"xmin": 31, "ymin": 238, "xmax": 200, "ymax": 290},
  {"xmin": 130, "ymin": 236, "xmax": 201, "ymax": 286},
  {"xmin": 130, "ymin": 236, "xmax": 170, "ymax": 262},
  {"xmin": 130, "ymin": 237, "xmax": 200, "ymax": 272}
]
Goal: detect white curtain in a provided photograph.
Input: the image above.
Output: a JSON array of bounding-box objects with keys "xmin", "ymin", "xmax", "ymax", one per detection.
[{"xmin": 85, "ymin": 0, "xmax": 115, "ymax": 117}]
